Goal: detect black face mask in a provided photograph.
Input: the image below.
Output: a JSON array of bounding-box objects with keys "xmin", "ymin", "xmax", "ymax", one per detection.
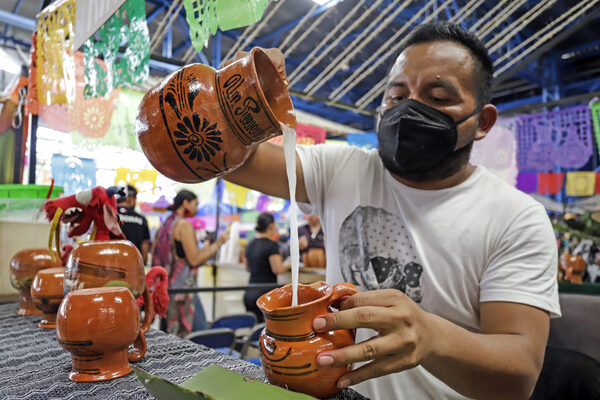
[{"xmin": 377, "ymin": 99, "xmax": 480, "ymax": 174}]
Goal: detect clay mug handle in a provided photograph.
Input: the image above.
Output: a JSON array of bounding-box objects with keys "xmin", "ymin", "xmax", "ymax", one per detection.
[
  {"xmin": 140, "ymin": 286, "xmax": 154, "ymax": 333},
  {"xmin": 128, "ymin": 329, "xmax": 147, "ymax": 362},
  {"xmin": 329, "ymin": 282, "xmax": 358, "ymax": 310}
]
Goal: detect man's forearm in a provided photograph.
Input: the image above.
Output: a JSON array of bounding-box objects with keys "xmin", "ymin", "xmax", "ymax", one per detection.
[
  {"xmin": 422, "ymin": 314, "xmax": 543, "ymax": 400},
  {"xmin": 141, "ymin": 241, "xmax": 150, "ymax": 265}
]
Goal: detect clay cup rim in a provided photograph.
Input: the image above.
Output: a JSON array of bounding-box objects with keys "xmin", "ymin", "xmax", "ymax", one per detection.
[{"xmin": 256, "ymin": 281, "xmax": 332, "ymax": 313}]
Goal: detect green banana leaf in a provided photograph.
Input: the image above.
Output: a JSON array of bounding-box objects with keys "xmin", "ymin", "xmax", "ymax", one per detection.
[{"xmin": 131, "ymin": 364, "xmax": 317, "ymax": 400}]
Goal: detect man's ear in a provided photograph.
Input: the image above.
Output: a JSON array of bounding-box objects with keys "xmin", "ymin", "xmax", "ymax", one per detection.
[{"xmin": 475, "ymin": 104, "xmax": 498, "ymax": 141}]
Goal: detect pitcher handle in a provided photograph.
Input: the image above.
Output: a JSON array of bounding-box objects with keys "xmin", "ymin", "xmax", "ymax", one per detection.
[
  {"xmin": 128, "ymin": 329, "xmax": 147, "ymax": 362},
  {"xmin": 140, "ymin": 286, "xmax": 154, "ymax": 333},
  {"xmin": 329, "ymin": 282, "xmax": 358, "ymax": 309}
]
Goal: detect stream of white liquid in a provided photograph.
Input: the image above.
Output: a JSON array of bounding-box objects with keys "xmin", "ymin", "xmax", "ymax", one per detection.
[{"xmin": 282, "ymin": 124, "xmax": 300, "ymax": 307}]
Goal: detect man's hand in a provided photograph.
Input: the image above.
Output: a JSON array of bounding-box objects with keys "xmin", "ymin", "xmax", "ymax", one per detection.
[
  {"xmin": 217, "ymin": 231, "xmax": 230, "ymax": 246},
  {"xmin": 312, "ymin": 289, "xmax": 435, "ymax": 389},
  {"xmin": 312, "ymin": 289, "xmax": 549, "ymax": 399}
]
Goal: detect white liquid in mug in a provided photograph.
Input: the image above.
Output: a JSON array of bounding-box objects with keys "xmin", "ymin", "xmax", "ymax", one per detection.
[{"xmin": 282, "ymin": 124, "xmax": 300, "ymax": 307}]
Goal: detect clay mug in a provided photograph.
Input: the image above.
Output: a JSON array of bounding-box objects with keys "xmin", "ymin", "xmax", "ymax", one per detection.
[
  {"xmin": 31, "ymin": 267, "xmax": 65, "ymax": 328},
  {"xmin": 136, "ymin": 47, "xmax": 296, "ymax": 183},
  {"xmin": 559, "ymin": 254, "xmax": 586, "ymax": 283},
  {"xmin": 56, "ymin": 286, "xmax": 146, "ymax": 382},
  {"xmin": 9, "ymin": 248, "xmax": 62, "ymax": 315},
  {"xmin": 64, "ymin": 240, "xmax": 154, "ymax": 332},
  {"xmin": 257, "ymin": 281, "xmax": 358, "ymax": 399}
]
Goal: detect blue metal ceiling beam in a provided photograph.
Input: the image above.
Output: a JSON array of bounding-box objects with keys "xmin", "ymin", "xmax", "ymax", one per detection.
[
  {"xmin": 162, "ymin": 26, "xmax": 172, "ymax": 58},
  {"xmin": 147, "ymin": 4, "xmax": 165, "ymax": 23},
  {"xmin": 212, "ymin": 30, "xmax": 221, "ymax": 67},
  {"xmin": 175, "ymin": 15, "xmax": 209, "ymax": 65},
  {"xmin": 259, "ymin": 0, "xmax": 343, "ymax": 45},
  {"xmin": 292, "ymin": 95, "xmax": 375, "ymax": 130},
  {"xmin": 3, "ymin": 0, "xmax": 24, "ymax": 37},
  {"xmin": 495, "ymin": 5, "xmax": 600, "ymax": 85},
  {"xmin": 559, "ymin": 38, "xmax": 600, "ymax": 61},
  {"xmin": 173, "ymin": 15, "xmax": 192, "ymax": 57},
  {"xmin": 0, "ymin": 33, "xmax": 31, "ymax": 50},
  {"xmin": 0, "ymin": 9, "xmax": 35, "ymax": 31}
]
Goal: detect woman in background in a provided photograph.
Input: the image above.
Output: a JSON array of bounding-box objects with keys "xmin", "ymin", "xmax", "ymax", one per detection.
[
  {"xmin": 152, "ymin": 190, "xmax": 229, "ymax": 337},
  {"xmin": 244, "ymin": 212, "xmax": 290, "ymax": 322}
]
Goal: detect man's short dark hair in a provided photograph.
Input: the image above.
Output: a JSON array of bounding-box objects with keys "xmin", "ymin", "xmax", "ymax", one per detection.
[
  {"xmin": 127, "ymin": 184, "xmax": 137, "ymax": 198},
  {"xmin": 396, "ymin": 21, "xmax": 493, "ymax": 107}
]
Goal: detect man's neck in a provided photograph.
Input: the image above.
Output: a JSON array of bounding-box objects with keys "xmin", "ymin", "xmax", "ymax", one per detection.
[{"xmin": 391, "ymin": 163, "xmax": 477, "ymax": 190}]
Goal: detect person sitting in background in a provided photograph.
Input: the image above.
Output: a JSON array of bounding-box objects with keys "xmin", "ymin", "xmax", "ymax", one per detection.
[
  {"xmin": 152, "ymin": 189, "xmax": 229, "ymax": 337},
  {"xmin": 117, "ymin": 184, "xmax": 151, "ymax": 265},
  {"xmin": 298, "ymin": 214, "xmax": 326, "ymax": 268},
  {"xmin": 244, "ymin": 212, "xmax": 290, "ymax": 322}
]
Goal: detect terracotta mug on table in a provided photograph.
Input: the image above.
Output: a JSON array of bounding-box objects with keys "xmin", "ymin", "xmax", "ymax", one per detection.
[
  {"xmin": 9, "ymin": 248, "xmax": 62, "ymax": 315},
  {"xmin": 136, "ymin": 47, "xmax": 296, "ymax": 183},
  {"xmin": 30, "ymin": 267, "xmax": 65, "ymax": 328},
  {"xmin": 64, "ymin": 240, "xmax": 154, "ymax": 332},
  {"xmin": 257, "ymin": 281, "xmax": 358, "ymax": 399},
  {"xmin": 56, "ymin": 286, "xmax": 146, "ymax": 382}
]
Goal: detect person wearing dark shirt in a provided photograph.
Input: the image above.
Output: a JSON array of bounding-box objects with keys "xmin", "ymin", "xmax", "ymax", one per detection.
[
  {"xmin": 117, "ymin": 184, "xmax": 151, "ymax": 265},
  {"xmin": 298, "ymin": 214, "xmax": 326, "ymax": 268},
  {"xmin": 244, "ymin": 212, "xmax": 290, "ymax": 322}
]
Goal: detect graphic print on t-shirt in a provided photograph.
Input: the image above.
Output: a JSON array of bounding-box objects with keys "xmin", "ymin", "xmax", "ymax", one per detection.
[{"xmin": 339, "ymin": 206, "xmax": 424, "ymax": 302}]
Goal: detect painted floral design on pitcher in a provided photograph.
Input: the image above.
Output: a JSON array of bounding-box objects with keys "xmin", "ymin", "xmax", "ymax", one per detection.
[{"xmin": 174, "ymin": 113, "xmax": 222, "ymax": 163}]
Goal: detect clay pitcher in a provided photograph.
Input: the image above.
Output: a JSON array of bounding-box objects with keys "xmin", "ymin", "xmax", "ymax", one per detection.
[
  {"xmin": 257, "ymin": 281, "xmax": 358, "ymax": 399},
  {"xmin": 56, "ymin": 286, "xmax": 147, "ymax": 382},
  {"xmin": 31, "ymin": 267, "xmax": 65, "ymax": 328},
  {"xmin": 9, "ymin": 249, "xmax": 62, "ymax": 315},
  {"xmin": 136, "ymin": 47, "xmax": 296, "ymax": 183},
  {"xmin": 64, "ymin": 240, "xmax": 154, "ymax": 332}
]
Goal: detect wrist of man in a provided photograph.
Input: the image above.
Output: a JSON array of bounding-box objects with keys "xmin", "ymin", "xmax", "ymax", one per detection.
[{"xmin": 418, "ymin": 311, "xmax": 447, "ymax": 366}]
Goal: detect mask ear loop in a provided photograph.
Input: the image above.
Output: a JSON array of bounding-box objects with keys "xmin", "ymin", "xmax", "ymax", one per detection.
[{"xmin": 455, "ymin": 106, "xmax": 483, "ymax": 125}]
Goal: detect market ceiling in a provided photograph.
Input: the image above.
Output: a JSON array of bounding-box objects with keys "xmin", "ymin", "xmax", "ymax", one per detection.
[{"xmin": 0, "ymin": 0, "xmax": 599, "ymax": 132}]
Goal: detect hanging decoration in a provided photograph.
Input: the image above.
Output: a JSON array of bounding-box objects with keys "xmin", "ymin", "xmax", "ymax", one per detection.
[
  {"xmin": 565, "ymin": 171, "xmax": 596, "ymax": 197},
  {"xmin": 183, "ymin": 0, "xmax": 270, "ymax": 52},
  {"xmin": 224, "ymin": 181, "xmax": 251, "ymax": 209},
  {"xmin": 537, "ymin": 172, "xmax": 565, "ymax": 195},
  {"xmin": 36, "ymin": 0, "xmax": 76, "ymax": 105},
  {"xmin": 70, "ymin": 53, "xmax": 119, "ymax": 138},
  {"xmin": 39, "ymin": 53, "xmax": 118, "ymax": 138},
  {"xmin": 471, "ymin": 117, "xmax": 518, "ymax": 186},
  {"xmin": 39, "ymin": 103, "xmax": 72, "ymax": 132},
  {"xmin": 26, "ymin": 32, "xmax": 39, "ymax": 116},
  {"xmin": 114, "ymin": 167, "xmax": 158, "ymax": 192},
  {"xmin": 184, "ymin": 0, "xmax": 218, "ymax": 52},
  {"xmin": 0, "ymin": 129, "xmax": 15, "ymax": 184},
  {"xmin": 516, "ymin": 172, "xmax": 537, "ymax": 194},
  {"xmin": 83, "ymin": 0, "xmax": 149, "ymax": 98},
  {"xmin": 591, "ymin": 102, "xmax": 600, "ymax": 154},
  {"xmin": 516, "ymin": 105, "xmax": 593, "ymax": 172},
  {"xmin": 269, "ymin": 123, "xmax": 326, "ymax": 146},
  {"xmin": 50, "ymin": 155, "xmax": 97, "ymax": 195}
]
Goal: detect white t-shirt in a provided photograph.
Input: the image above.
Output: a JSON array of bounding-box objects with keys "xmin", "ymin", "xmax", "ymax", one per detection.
[{"xmin": 296, "ymin": 144, "xmax": 561, "ymax": 400}]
